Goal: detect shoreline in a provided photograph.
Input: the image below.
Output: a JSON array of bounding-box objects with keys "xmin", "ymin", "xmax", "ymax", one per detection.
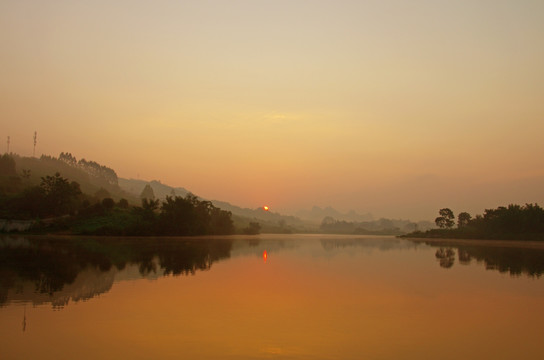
[{"xmin": 405, "ymin": 237, "xmax": 544, "ymax": 250}]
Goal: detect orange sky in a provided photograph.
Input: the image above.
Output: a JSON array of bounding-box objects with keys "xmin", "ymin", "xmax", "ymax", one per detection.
[{"xmin": 1, "ymin": 0, "xmax": 543, "ymax": 220}]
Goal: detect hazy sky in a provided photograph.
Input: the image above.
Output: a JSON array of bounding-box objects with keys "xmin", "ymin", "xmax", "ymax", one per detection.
[{"xmin": 2, "ymin": 0, "xmax": 543, "ymax": 220}]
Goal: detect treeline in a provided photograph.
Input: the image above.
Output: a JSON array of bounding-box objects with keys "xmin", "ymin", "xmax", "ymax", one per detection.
[
  {"xmin": 320, "ymin": 215, "xmax": 432, "ymax": 235},
  {"xmin": 1, "ymin": 172, "xmax": 82, "ymax": 218},
  {"xmin": 58, "ymin": 152, "xmax": 118, "ymax": 185},
  {"xmin": 1, "ymin": 155, "xmax": 235, "ymax": 235},
  {"xmin": 405, "ymin": 204, "xmax": 544, "ymax": 241},
  {"xmin": 121, "ymin": 195, "xmax": 234, "ymax": 236},
  {"xmin": 1, "ymin": 153, "xmax": 131, "ymax": 204}
]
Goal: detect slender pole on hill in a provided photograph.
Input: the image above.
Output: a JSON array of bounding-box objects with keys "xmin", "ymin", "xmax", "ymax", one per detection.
[
  {"xmin": 33, "ymin": 131, "xmax": 37, "ymax": 157},
  {"xmin": 6, "ymin": 136, "xmax": 9, "ymax": 154}
]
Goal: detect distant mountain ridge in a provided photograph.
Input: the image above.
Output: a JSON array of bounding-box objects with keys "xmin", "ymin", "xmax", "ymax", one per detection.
[
  {"xmin": 295, "ymin": 206, "xmax": 374, "ymax": 223},
  {"xmin": 12, "ymin": 154, "xmax": 136, "ymax": 202},
  {"xmin": 7, "ymin": 153, "xmax": 426, "ymax": 233},
  {"xmin": 118, "ymin": 178, "xmax": 190, "ymax": 201},
  {"xmin": 117, "ymin": 178, "xmax": 316, "ymax": 232}
]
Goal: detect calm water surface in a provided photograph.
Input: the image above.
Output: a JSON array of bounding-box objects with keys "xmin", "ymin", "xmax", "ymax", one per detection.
[{"xmin": 1, "ymin": 234, "xmax": 544, "ymax": 359}]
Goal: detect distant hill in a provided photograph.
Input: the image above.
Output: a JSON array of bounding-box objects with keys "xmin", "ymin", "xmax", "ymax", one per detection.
[
  {"xmin": 118, "ymin": 178, "xmax": 190, "ymax": 201},
  {"xmin": 7, "ymin": 153, "xmax": 426, "ymax": 234},
  {"xmin": 210, "ymin": 200, "xmax": 318, "ymax": 233},
  {"xmin": 118, "ymin": 178, "xmax": 317, "ymax": 232},
  {"xmin": 295, "ymin": 206, "xmax": 374, "ymax": 223},
  {"xmin": 12, "ymin": 154, "xmax": 137, "ymax": 203}
]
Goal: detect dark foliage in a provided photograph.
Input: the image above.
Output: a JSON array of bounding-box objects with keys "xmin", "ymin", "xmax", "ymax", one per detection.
[
  {"xmin": 157, "ymin": 195, "xmax": 234, "ymax": 236},
  {"xmin": 404, "ymin": 203, "xmax": 544, "ymax": 241},
  {"xmin": 435, "ymin": 208, "xmax": 455, "ymax": 229},
  {"xmin": 1, "ymin": 172, "xmax": 82, "ymax": 219},
  {"xmin": 0, "ymin": 154, "xmax": 17, "ymax": 176}
]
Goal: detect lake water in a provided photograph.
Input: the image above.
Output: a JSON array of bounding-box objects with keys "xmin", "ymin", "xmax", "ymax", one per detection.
[{"xmin": 1, "ymin": 234, "xmax": 544, "ymax": 359}]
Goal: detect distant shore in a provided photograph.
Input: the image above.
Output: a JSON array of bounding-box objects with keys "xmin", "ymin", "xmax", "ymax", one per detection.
[{"xmin": 404, "ymin": 237, "xmax": 544, "ymax": 250}]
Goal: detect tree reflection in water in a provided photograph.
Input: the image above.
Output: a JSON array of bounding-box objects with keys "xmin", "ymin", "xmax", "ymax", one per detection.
[
  {"xmin": 435, "ymin": 248, "xmax": 456, "ymax": 268},
  {"xmin": 425, "ymin": 241, "xmax": 544, "ymax": 277},
  {"xmin": 0, "ymin": 236, "xmax": 233, "ymax": 307},
  {"xmin": 319, "ymin": 237, "xmax": 544, "ymax": 277},
  {"xmin": 2, "ymin": 235, "xmax": 543, "ymax": 309}
]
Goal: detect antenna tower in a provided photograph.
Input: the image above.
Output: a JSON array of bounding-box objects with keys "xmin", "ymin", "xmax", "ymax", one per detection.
[
  {"xmin": 7, "ymin": 136, "xmax": 10, "ymax": 154},
  {"xmin": 33, "ymin": 131, "xmax": 37, "ymax": 157}
]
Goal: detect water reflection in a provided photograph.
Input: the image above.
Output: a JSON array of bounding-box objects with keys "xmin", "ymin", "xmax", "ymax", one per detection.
[
  {"xmin": 435, "ymin": 248, "xmax": 456, "ymax": 268},
  {"xmin": 2, "ymin": 235, "xmax": 544, "ymax": 310},
  {"xmin": 2, "ymin": 234, "xmax": 544, "ymax": 360},
  {"xmin": 422, "ymin": 241, "xmax": 544, "ymax": 277},
  {"xmin": 0, "ymin": 236, "xmax": 233, "ymax": 308}
]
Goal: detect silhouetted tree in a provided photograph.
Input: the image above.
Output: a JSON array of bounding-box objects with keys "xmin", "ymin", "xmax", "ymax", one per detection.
[
  {"xmin": 157, "ymin": 195, "xmax": 234, "ymax": 235},
  {"xmin": 158, "ymin": 195, "xmax": 197, "ymax": 235},
  {"xmin": 77, "ymin": 158, "xmax": 118, "ymax": 185},
  {"xmin": 59, "ymin": 152, "xmax": 77, "ymax": 166},
  {"xmin": 40, "ymin": 173, "xmax": 82, "ymax": 216},
  {"xmin": 118, "ymin": 198, "xmax": 129, "ymax": 209},
  {"xmin": 140, "ymin": 198, "xmax": 159, "ymax": 219},
  {"xmin": 435, "ymin": 208, "xmax": 455, "ymax": 229},
  {"xmin": 101, "ymin": 198, "xmax": 115, "ymax": 210},
  {"xmin": 481, "ymin": 203, "xmax": 544, "ymax": 235},
  {"xmin": 210, "ymin": 207, "xmax": 235, "ymax": 235},
  {"xmin": 457, "ymin": 212, "xmax": 472, "ymax": 228}
]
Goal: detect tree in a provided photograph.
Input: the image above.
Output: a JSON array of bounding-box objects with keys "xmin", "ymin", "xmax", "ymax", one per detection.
[
  {"xmin": 40, "ymin": 173, "xmax": 82, "ymax": 216},
  {"xmin": 59, "ymin": 152, "xmax": 77, "ymax": 166},
  {"xmin": 210, "ymin": 207, "xmax": 234, "ymax": 235},
  {"xmin": 118, "ymin": 198, "xmax": 129, "ymax": 209},
  {"xmin": 157, "ymin": 195, "xmax": 234, "ymax": 235},
  {"xmin": 140, "ymin": 184, "xmax": 155, "ymax": 201},
  {"xmin": 158, "ymin": 195, "xmax": 196, "ymax": 235},
  {"xmin": 435, "ymin": 208, "xmax": 455, "ymax": 229},
  {"xmin": 457, "ymin": 212, "xmax": 472, "ymax": 228},
  {"xmin": 101, "ymin": 198, "xmax": 115, "ymax": 210}
]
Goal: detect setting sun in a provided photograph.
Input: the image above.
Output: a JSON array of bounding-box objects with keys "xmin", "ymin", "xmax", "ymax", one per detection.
[{"xmin": 263, "ymin": 206, "xmax": 269, "ymax": 211}]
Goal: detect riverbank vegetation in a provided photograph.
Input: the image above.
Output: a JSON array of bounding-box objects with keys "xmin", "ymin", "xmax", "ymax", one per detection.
[
  {"xmin": 402, "ymin": 204, "xmax": 544, "ymax": 241},
  {"xmin": 1, "ymin": 154, "xmax": 235, "ymax": 235}
]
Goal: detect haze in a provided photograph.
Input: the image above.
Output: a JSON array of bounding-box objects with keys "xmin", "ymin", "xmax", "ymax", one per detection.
[{"xmin": 2, "ymin": 0, "xmax": 543, "ymax": 220}]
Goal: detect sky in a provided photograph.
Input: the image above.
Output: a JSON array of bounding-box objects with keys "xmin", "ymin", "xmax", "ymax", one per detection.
[{"xmin": 1, "ymin": 0, "xmax": 544, "ymax": 220}]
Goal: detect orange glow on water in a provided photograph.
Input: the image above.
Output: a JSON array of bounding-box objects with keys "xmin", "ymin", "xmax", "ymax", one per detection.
[{"xmin": 263, "ymin": 251, "xmax": 268, "ymax": 263}]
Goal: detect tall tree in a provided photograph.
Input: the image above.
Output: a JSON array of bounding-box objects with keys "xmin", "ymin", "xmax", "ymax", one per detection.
[
  {"xmin": 435, "ymin": 208, "xmax": 455, "ymax": 229},
  {"xmin": 457, "ymin": 212, "xmax": 472, "ymax": 228},
  {"xmin": 140, "ymin": 184, "xmax": 155, "ymax": 201},
  {"xmin": 40, "ymin": 172, "xmax": 82, "ymax": 216}
]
